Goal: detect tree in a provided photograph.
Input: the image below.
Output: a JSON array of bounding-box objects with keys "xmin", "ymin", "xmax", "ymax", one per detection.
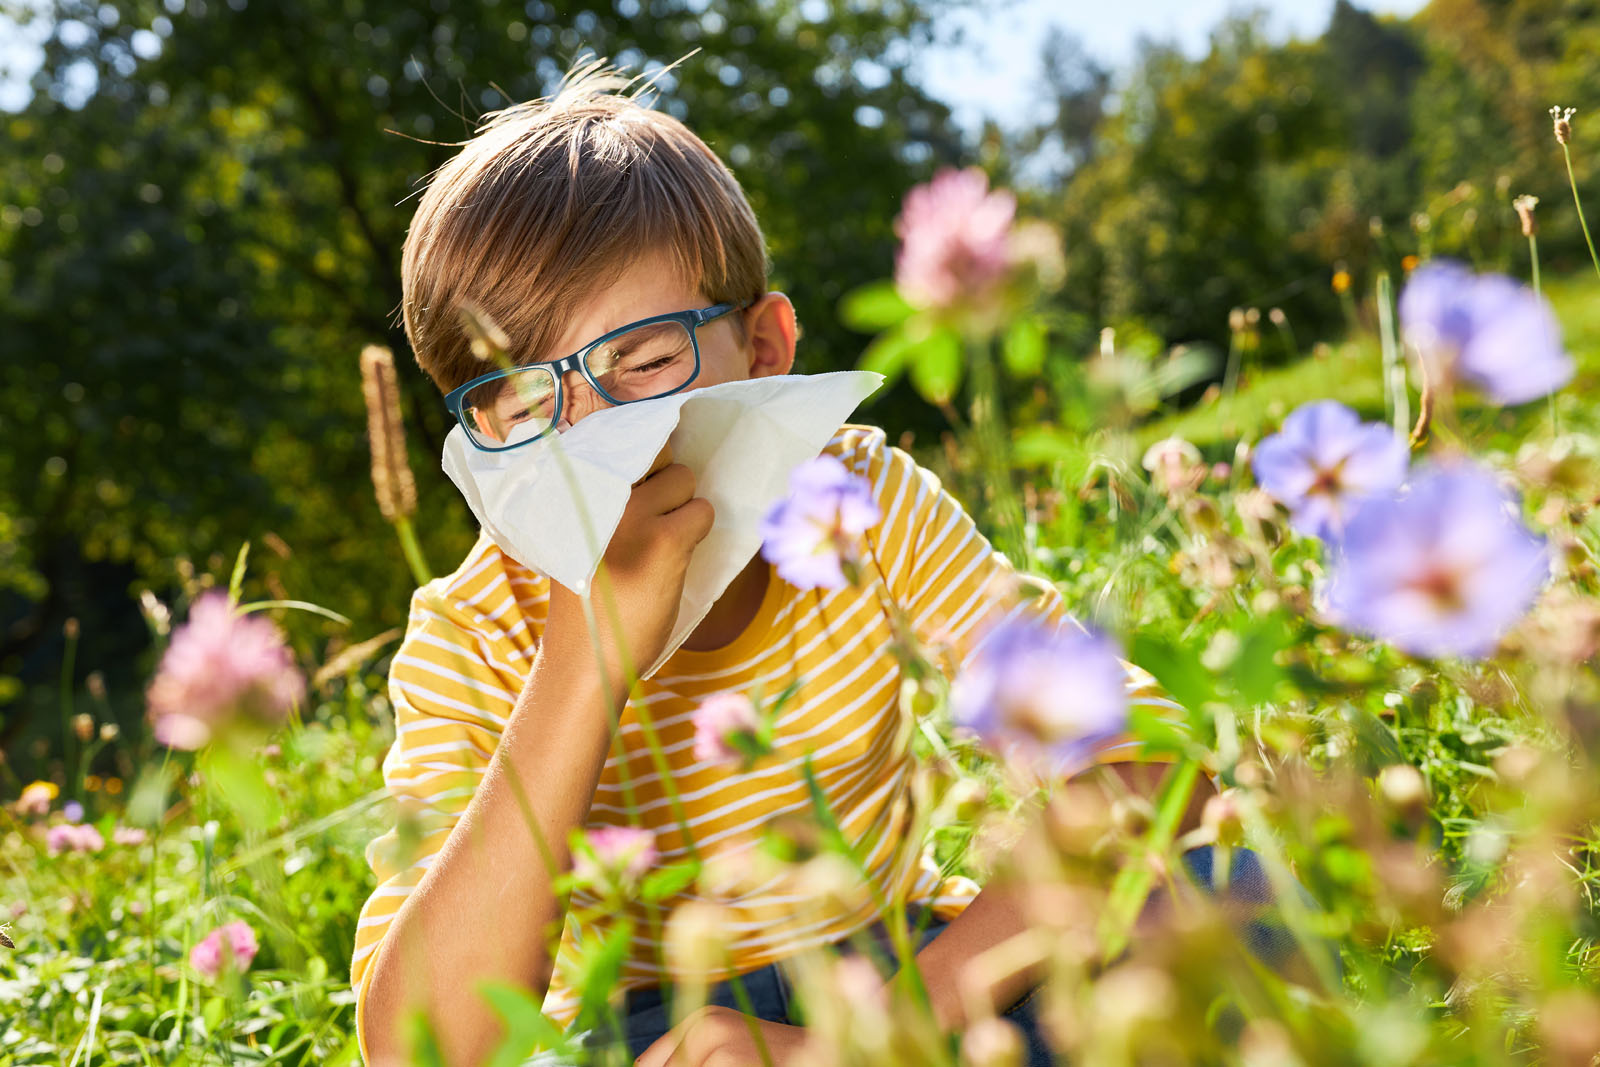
[{"xmin": 0, "ymin": 0, "xmax": 968, "ymax": 770}]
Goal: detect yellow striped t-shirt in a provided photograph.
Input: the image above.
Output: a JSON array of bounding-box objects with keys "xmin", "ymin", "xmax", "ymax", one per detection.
[{"xmin": 351, "ymin": 423, "xmax": 1180, "ymax": 1053}]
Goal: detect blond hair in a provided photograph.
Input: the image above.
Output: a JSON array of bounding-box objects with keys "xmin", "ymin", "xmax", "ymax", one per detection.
[{"xmin": 400, "ymin": 56, "xmax": 769, "ymax": 394}]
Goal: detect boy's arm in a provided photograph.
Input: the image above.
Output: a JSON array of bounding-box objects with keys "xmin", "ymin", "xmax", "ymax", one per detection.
[{"xmin": 356, "ymin": 460, "xmax": 713, "ymax": 1067}]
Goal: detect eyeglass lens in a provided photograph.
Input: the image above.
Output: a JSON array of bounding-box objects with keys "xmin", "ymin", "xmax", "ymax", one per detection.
[{"xmin": 460, "ymin": 319, "xmax": 698, "ymax": 448}]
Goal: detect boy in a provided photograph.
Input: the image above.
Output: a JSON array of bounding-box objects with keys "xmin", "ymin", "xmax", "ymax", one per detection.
[{"xmin": 352, "ymin": 62, "xmax": 1211, "ymax": 1067}]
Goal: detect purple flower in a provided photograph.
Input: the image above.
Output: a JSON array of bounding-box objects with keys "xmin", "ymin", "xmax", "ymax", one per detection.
[
  {"xmin": 760, "ymin": 456, "xmax": 882, "ymax": 590},
  {"xmin": 45, "ymin": 822, "xmax": 104, "ymax": 855},
  {"xmin": 573, "ymin": 825, "xmax": 657, "ymax": 889},
  {"xmin": 1252, "ymin": 401, "xmax": 1409, "ymax": 542},
  {"xmin": 61, "ymin": 800, "xmax": 84, "ymax": 824},
  {"xmin": 894, "ymin": 168, "xmax": 1017, "ymax": 310},
  {"xmin": 950, "ymin": 618, "xmax": 1129, "ymax": 772},
  {"xmin": 189, "ymin": 920, "xmax": 259, "ymax": 980},
  {"xmin": 146, "ymin": 592, "xmax": 305, "ymax": 750},
  {"xmin": 692, "ymin": 692, "xmax": 763, "ymax": 764},
  {"xmin": 1324, "ymin": 462, "xmax": 1549, "ymax": 659},
  {"xmin": 1399, "ymin": 259, "xmax": 1573, "ymax": 405}
]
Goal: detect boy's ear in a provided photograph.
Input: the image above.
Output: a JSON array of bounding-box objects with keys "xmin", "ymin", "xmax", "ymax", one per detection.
[{"xmin": 743, "ymin": 292, "xmax": 798, "ymax": 378}]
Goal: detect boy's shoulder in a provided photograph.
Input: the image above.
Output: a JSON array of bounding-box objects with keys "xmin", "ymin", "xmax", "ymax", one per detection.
[{"xmin": 402, "ymin": 530, "xmax": 546, "ymax": 672}]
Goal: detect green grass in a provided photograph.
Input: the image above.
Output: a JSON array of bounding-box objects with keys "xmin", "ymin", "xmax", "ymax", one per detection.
[{"xmin": 1139, "ymin": 272, "xmax": 1600, "ymax": 450}]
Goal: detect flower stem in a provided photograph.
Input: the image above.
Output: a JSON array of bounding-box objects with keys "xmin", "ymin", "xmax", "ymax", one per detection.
[
  {"xmin": 1375, "ymin": 272, "xmax": 1409, "ymax": 438},
  {"xmin": 60, "ymin": 622, "xmax": 77, "ymax": 795},
  {"xmin": 1528, "ymin": 232, "xmax": 1559, "ymax": 434},
  {"xmin": 966, "ymin": 339, "xmax": 1028, "ymax": 565},
  {"xmin": 725, "ymin": 971, "xmax": 776, "ymax": 1067},
  {"xmin": 1562, "ymin": 144, "xmax": 1600, "ymax": 281},
  {"xmin": 391, "ymin": 517, "xmax": 433, "ymax": 588},
  {"xmin": 1098, "ymin": 758, "xmax": 1200, "ymax": 960},
  {"xmin": 1409, "ymin": 346, "xmax": 1433, "ymax": 450}
]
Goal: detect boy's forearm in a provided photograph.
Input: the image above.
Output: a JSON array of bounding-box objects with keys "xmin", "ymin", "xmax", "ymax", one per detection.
[{"xmin": 360, "ymin": 641, "xmax": 629, "ymax": 1067}]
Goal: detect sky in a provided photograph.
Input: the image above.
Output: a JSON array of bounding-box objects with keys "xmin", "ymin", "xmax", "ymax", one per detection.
[
  {"xmin": 918, "ymin": 0, "xmax": 1430, "ymax": 132},
  {"xmin": 1, "ymin": 0, "xmax": 1431, "ymax": 121}
]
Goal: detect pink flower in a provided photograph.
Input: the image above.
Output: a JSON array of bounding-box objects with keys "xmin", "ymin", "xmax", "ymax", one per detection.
[
  {"xmin": 45, "ymin": 822, "xmax": 105, "ymax": 855},
  {"xmin": 894, "ymin": 168, "xmax": 1017, "ymax": 310},
  {"xmin": 16, "ymin": 780, "xmax": 57, "ymax": 818},
  {"xmin": 146, "ymin": 592, "xmax": 305, "ymax": 750},
  {"xmin": 693, "ymin": 692, "xmax": 762, "ymax": 764},
  {"xmin": 1142, "ymin": 437, "xmax": 1206, "ymax": 496},
  {"xmin": 189, "ymin": 920, "xmax": 259, "ymax": 980},
  {"xmin": 573, "ymin": 825, "xmax": 657, "ymax": 889},
  {"xmin": 113, "ymin": 826, "xmax": 149, "ymax": 847}
]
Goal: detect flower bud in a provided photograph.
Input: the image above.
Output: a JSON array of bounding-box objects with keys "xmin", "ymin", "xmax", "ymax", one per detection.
[
  {"xmin": 1550, "ymin": 105, "xmax": 1575, "ymax": 146},
  {"xmin": 1513, "ymin": 195, "xmax": 1539, "ymax": 237},
  {"xmin": 1378, "ymin": 764, "xmax": 1429, "ymax": 828},
  {"xmin": 961, "ymin": 1016, "xmax": 1025, "ymax": 1067},
  {"xmin": 1202, "ymin": 789, "xmax": 1245, "ymax": 847},
  {"xmin": 72, "ymin": 713, "xmax": 94, "ymax": 743},
  {"xmin": 86, "ymin": 672, "xmax": 106, "ymax": 702},
  {"xmin": 665, "ymin": 900, "xmax": 732, "ymax": 980}
]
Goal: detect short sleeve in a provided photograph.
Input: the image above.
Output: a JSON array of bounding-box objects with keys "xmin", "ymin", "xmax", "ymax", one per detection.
[
  {"xmin": 350, "ymin": 585, "xmax": 526, "ymax": 1063},
  {"xmin": 842, "ymin": 426, "xmax": 1185, "ymax": 770}
]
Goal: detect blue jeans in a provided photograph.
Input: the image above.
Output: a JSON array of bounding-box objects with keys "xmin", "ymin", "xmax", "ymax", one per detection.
[{"xmin": 580, "ymin": 846, "xmax": 1325, "ymax": 1065}]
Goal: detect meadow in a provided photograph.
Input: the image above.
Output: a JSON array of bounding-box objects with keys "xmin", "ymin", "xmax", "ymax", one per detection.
[{"xmin": 3, "ymin": 140, "xmax": 1599, "ymax": 1064}]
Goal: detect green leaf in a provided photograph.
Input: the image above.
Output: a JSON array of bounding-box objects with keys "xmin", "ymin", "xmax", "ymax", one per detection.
[
  {"xmin": 227, "ymin": 542, "xmax": 251, "ymax": 608},
  {"xmin": 570, "ymin": 920, "xmax": 633, "ymax": 1034},
  {"xmin": 128, "ymin": 760, "xmax": 179, "ymax": 829},
  {"xmin": 1011, "ymin": 426, "xmax": 1088, "ymax": 475},
  {"xmin": 478, "ymin": 980, "xmax": 573, "ymax": 1067},
  {"xmin": 839, "ymin": 280, "xmax": 914, "ymax": 332},
  {"xmin": 403, "ymin": 1009, "xmax": 448, "ymax": 1067},
  {"xmin": 1002, "ymin": 317, "xmax": 1047, "ymax": 377},
  {"xmin": 640, "ymin": 860, "xmax": 700, "ymax": 903},
  {"xmin": 205, "ymin": 743, "xmax": 283, "ymax": 831},
  {"xmin": 908, "ymin": 326, "xmax": 963, "ymax": 404},
  {"xmin": 1231, "ymin": 616, "xmax": 1290, "ymax": 706},
  {"xmin": 1338, "ymin": 704, "xmax": 1405, "ymax": 775},
  {"xmin": 202, "ymin": 996, "xmax": 226, "ymax": 1034},
  {"xmin": 234, "ymin": 600, "xmax": 351, "ymax": 626},
  {"xmin": 1130, "ymin": 634, "xmax": 1217, "ymax": 716},
  {"xmin": 857, "ymin": 325, "xmax": 917, "ymax": 387}
]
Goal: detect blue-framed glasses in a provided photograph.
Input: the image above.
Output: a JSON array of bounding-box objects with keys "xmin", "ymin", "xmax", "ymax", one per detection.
[{"xmin": 446, "ymin": 302, "xmax": 749, "ymax": 452}]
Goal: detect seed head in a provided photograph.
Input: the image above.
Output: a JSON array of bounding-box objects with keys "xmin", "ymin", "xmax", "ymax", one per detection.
[
  {"xmin": 359, "ymin": 345, "xmax": 417, "ymax": 522},
  {"xmin": 1550, "ymin": 106, "xmax": 1575, "ymax": 146},
  {"xmin": 1513, "ymin": 195, "xmax": 1539, "ymax": 237},
  {"xmin": 457, "ymin": 301, "xmax": 512, "ymax": 365}
]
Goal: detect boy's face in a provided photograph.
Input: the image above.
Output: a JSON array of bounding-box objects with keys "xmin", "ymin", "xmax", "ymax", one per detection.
[{"xmin": 536, "ymin": 252, "xmax": 797, "ymax": 432}]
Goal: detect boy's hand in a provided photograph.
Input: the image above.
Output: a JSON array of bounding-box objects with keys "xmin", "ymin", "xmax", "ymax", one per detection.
[
  {"xmin": 634, "ymin": 1007, "xmax": 811, "ymax": 1067},
  {"xmin": 545, "ymin": 445, "xmax": 714, "ymax": 682}
]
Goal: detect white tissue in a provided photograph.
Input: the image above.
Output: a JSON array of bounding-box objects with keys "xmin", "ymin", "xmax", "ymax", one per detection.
[{"xmin": 440, "ymin": 371, "xmax": 885, "ymax": 678}]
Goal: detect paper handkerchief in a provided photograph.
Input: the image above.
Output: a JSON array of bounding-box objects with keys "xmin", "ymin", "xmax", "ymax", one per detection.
[{"xmin": 440, "ymin": 371, "xmax": 884, "ymax": 678}]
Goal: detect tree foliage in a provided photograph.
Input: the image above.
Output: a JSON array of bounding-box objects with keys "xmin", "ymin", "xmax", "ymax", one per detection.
[{"xmin": 0, "ymin": 0, "xmax": 968, "ymax": 756}]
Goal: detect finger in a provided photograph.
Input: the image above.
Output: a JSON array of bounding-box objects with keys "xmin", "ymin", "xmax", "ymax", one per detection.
[
  {"xmin": 634, "ymin": 1022, "xmax": 689, "ymax": 1067},
  {"xmin": 629, "ymin": 463, "xmax": 696, "ymax": 516},
  {"xmin": 662, "ymin": 496, "xmax": 715, "ymax": 548},
  {"xmin": 633, "ymin": 443, "xmax": 676, "ymax": 488}
]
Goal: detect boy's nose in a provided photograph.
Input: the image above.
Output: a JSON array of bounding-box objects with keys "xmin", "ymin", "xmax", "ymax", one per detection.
[{"xmin": 560, "ymin": 370, "xmax": 612, "ymax": 429}]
